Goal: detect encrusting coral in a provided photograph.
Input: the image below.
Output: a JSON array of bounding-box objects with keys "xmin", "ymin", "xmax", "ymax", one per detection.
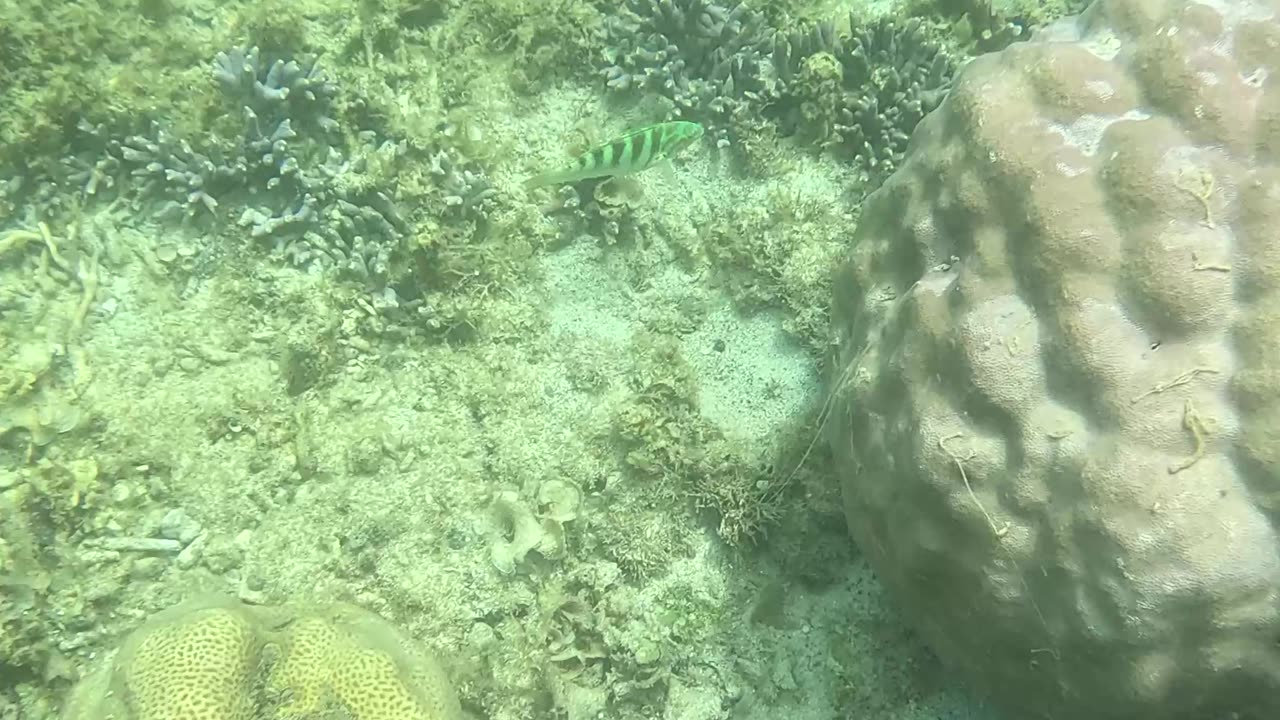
[{"xmin": 59, "ymin": 597, "xmax": 463, "ymax": 720}]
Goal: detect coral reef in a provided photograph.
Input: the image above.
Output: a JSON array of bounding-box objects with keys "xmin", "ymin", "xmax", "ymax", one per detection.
[
  {"xmin": 599, "ymin": 1, "xmax": 959, "ymax": 186},
  {"xmin": 769, "ymin": 14, "xmax": 955, "ymax": 183},
  {"xmin": 486, "ymin": 484, "xmax": 578, "ymax": 575},
  {"xmin": 828, "ymin": 0, "xmax": 1280, "ymax": 717},
  {"xmin": 428, "ymin": 144, "xmax": 500, "ymax": 224},
  {"xmin": 602, "ymin": 0, "xmax": 774, "ymax": 147},
  {"xmin": 0, "ymin": 2, "xmax": 1099, "ymax": 720},
  {"xmin": 0, "ymin": 216, "xmax": 111, "ymax": 712},
  {"xmin": 536, "ymin": 176, "xmax": 648, "ymax": 247},
  {"xmin": 0, "ymin": 452, "xmax": 140, "ymax": 718},
  {"xmin": 446, "ymin": 0, "xmax": 606, "ymax": 93},
  {"xmin": 0, "ymin": 220, "xmax": 96, "ymax": 457},
  {"xmin": 64, "ymin": 47, "xmax": 409, "ymax": 284},
  {"xmin": 59, "ymin": 596, "xmax": 463, "ymax": 720},
  {"xmin": 0, "ymin": 1, "xmax": 216, "ymax": 172}
]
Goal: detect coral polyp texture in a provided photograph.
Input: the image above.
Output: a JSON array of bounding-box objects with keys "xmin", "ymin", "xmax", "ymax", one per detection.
[
  {"xmin": 59, "ymin": 597, "xmax": 462, "ymax": 720},
  {"xmin": 828, "ymin": 0, "xmax": 1280, "ymax": 718}
]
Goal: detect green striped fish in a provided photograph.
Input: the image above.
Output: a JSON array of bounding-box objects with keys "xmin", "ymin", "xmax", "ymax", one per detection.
[{"xmin": 524, "ymin": 120, "xmax": 704, "ymax": 189}]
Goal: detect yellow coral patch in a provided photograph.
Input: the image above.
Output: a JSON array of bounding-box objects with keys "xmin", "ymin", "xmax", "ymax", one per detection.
[{"xmin": 61, "ymin": 598, "xmax": 462, "ymax": 720}]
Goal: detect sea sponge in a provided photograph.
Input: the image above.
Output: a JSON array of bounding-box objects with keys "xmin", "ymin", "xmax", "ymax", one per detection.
[
  {"xmin": 59, "ymin": 597, "xmax": 462, "ymax": 720},
  {"xmin": 828, "ymin": 0, "xmax": 1280, "ymax": 717}
]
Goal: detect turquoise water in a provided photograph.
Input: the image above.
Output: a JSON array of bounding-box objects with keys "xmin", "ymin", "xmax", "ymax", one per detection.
[{"xmin": 0, "ymin": 1, "xmax": 1157, "ymax": 719}]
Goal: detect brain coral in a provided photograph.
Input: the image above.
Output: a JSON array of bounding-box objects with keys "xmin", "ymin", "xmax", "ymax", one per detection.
[
  {"xmin": 59, "ymin": 597, "xmax": 462, "ymax": 720},
  {"xmin": 828, "ymin": 0, "xmax": 1280, "ymax": 717}
]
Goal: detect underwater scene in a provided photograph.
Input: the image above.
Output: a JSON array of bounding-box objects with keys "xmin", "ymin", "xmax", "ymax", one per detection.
[{"xmin": 3, "ymin": 0, "xmax": 1279, "ymax": 718}]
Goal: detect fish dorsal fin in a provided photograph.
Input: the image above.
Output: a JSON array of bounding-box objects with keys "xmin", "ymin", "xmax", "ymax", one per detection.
[{"xmin": 583, "ymin": 125, "xmax": 650, "ymax": 155}]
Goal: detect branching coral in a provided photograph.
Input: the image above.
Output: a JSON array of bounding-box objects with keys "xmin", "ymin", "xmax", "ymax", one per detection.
[
  {"xmin": 769, "ymin": 15, "xmax": 955, "ymax": 184},
  {"xmin": 602, "ymin": 0, "xmax": 773, "ymax": 147},
  {"xmin": 600, "ymin": 2, "xmax": 960, "ymax": 185},
  {"xmin": 60, "ymin": 47, "xmax": 408, "ymax": 284}
]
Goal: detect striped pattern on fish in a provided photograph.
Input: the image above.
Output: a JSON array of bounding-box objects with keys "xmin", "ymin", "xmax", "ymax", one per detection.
[{"xmin": 524, "ymin": 120, "xmax": 704, "ymax": 189}]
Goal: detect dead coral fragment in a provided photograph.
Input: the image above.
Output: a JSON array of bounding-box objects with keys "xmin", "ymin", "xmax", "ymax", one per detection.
[{"xmin": 489, "ymin": 490, "xmax": 570, "ymax": 574}]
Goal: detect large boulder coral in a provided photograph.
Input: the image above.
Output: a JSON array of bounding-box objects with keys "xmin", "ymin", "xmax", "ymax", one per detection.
[
  {"xmin": 828, "ymin": 0, "xmax": 1280, "ymax": 717},
  {"xmin": 59, "ymin": 597, "xmax": 463, "ymax": 720}
]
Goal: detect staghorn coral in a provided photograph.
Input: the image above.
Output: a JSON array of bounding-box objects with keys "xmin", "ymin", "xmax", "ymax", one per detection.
[
  {"xmin": 829, "ymin": 0, "xmax": 1280, "ymax": 717},
  {"xmin": 59, "ymin": 596, "xmax": 463, "ymax": 720},
  {"xmin": 428, "ymin": 145, "xmax": 499, "ymax": 223}
]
